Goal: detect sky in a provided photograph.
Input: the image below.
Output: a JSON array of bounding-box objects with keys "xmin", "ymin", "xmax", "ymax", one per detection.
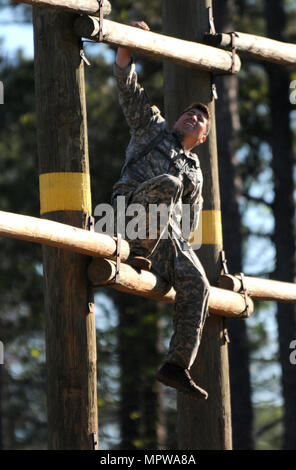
[
  {"xmin": 0, "ymin": 5, "xmax": 34, "ymax": 57},
  {"xmin": 0, "ymin": 5, "xmax": 113, "ymax": 61}
]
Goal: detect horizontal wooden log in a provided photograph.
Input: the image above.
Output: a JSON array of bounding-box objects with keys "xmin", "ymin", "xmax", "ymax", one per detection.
[
  {"xmin": 74, "ymin": 16, "xmax": 241, "ymax": 74},
  {"xmin": 204, "ymin": 32, "xmax": 296, "ymax": 66},
  {"xmin": 219, "ymin": 274, "xmax": 296, "ymax": 303},
  {"xmin": 88, "ymin": 258, "xmax": 254, "ymax": 318},
  {"xmin": 11, "ymin": 0, "xmax": 111, "ymax": 16},
  {"xmin": 0, "ymin": 210, "xmax": 129, "ymax": 261}
]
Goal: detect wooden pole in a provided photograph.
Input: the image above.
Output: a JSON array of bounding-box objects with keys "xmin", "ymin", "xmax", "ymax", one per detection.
[
  {"xmin": 88, "ymin": 258, "xmax": 254, "ymax": 318},
  {"xmin": 33, "ymin": 8, "xmax": 98, "ymax": 449},
  {"xmin": 73, "ymin": 16, "xmax": 241, "ymax": 74},
  {"xmin": 204, "ymin": 31, "xmax": 296, "ymax": 66},
  {"xmin": 214, "ymin": 2, "xmax": 254, "ymax": 450},
  {"xmin": 219, "ymin": 274, "xmax": 296, "ymax": 303},
  {"xmin": 162, "ymin": 0, "xmax": 232, "ymax": 450},
  {"xmin": 12, "ymin": 0, "xmax": 111, "ymax": 16},
  {"xmin": 0, "ymin": 210, "xmax": 130, "ymax": 261}
]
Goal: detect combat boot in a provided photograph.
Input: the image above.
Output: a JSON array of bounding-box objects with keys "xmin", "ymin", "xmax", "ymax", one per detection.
[{"xmin": 155, "ymin": 362, "xmax": 208, "ymax": 401}]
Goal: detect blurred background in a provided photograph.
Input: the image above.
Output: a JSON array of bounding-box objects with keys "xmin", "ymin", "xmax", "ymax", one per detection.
[{"xmin": 0, "ymin": 0, "xmax": 295, "ymax": 450}]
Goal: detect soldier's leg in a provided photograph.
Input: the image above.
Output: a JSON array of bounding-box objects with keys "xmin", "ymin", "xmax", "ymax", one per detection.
[
  {"xmin": 154, "ymin": 242, "xmax": 210, "ymax": 399},
  {"xmin": 166, "ymin": 245, "xmax": 210, "ymax": 370}
]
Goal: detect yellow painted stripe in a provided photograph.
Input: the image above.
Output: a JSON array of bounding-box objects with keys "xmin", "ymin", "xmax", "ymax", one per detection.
[
  {"xmin": 190, "ymin": 210, "xmax": 223, "ymax": 246},
  {"xmin": 202, "ymin": 210, "xmax": 223, "ymax": 245},
  {"xmin": 39, "ymin": 172, "xmax": 92, "ymax": 215}
]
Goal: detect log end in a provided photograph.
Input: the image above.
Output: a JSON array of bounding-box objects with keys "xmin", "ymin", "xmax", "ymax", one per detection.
[
  {"xmin": 218, "ymin": 274, "xmax": 237, "ymax": 291},
  {"xmin": 203, "ymin": 33, "xmax": 224, "ymax": 47},
  {"xmin": 88, "ymin": 258, "xmax": 115, "ymax": 285},
  {"xmin": 74, "ymin": 15, "xmax": 100, "ymax": 39}
]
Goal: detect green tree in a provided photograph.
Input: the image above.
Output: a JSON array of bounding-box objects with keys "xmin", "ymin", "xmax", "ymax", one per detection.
[
  {"xmin": 0, "ymin": 52, "xmax": 46, "ymax": 449},
  {"xmin": 265, "ymin": 0, "xmax": 296, "ymax": 450}
]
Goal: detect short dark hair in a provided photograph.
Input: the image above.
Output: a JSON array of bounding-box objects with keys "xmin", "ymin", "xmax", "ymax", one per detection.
[{"xmin": 182, "ymin": 102, "xmax": 211, "ymax": 136}]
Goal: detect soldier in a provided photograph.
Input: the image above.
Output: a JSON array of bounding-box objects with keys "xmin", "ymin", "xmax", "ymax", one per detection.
[{"xmin": 111, "ymin": 21, "xmax": 211, "ymax": 400}]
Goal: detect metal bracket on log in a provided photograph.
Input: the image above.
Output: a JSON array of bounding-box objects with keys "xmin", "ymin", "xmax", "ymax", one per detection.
[
  {"xmin": 113, "ymin": 233, "xmax": 121, "ymax": 284},
  {"xmin": 98, "ymin": 0, "xmax": 104, "ymax": 42},
  {"xmin": 237, "ymin": 272, "xmax": 251, "ymax": 319},
  {"xmin": 87, "ymin": 214, "xmax": 95, "ymax": 313},
  {"xmin": 87, "ymin": 214, "xmax": 95, "ymax": 232},
  {"xmin": 211, "ymin": 74, "xmax": 218, "ymax": 100},
  {"xmin": 223, "ymin": 321, "xmax": 231, "ymax": 344},
  {"xmin": 221, "ymin": 250, "xmax": 229, "ymax": 274},
  {"xmin": 208, "ymin": 6, "xmax": 216, "ymax": 35},
  {"xmin": 231, "ymin": 32, "xmax": 238, "ymax": 75},
  {"xmin": 80, "ymin": 46, "xmax": 91, "ymax": 67},
  {"xmin": 204, "ymin": 29, "xmax": 239, "ymax": 75},
  {"xmin": 208, "ymin": 6, "xmax": 218, "ymax": 98},
  {"xmin": 92, "ymin": 431, "xmax": 99, "ymax": 450}
]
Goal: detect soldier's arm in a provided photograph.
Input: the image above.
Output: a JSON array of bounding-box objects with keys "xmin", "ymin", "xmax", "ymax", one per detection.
[{"xmin": 114, "ymin": 21, "xmax": 162, "ymax": 133}]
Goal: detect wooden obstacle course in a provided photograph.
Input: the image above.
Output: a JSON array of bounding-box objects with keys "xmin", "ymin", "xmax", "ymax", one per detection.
[
  {"xmin": 3, "ymin": 0, "xmax": 295, "ymax": 451},
  {"xmin": 1, "ymin": 208, "xmax": 295, "ymax": 314},
  {"xmin": 88, "ymin": 258, "xmax": 254, "ymax": 318},
  {"xmin": 73, "ymin": 15, "xmax": 241, "ymax": 74},
  {"xmin": 0, "ymin": 209, "xmax": 254, "ymax": 318},
  {"xmin": 13, "ymin": 0, "xmax": 296, "ymax": 68}
]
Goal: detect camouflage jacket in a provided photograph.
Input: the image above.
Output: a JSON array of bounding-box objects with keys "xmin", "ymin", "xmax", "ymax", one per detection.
[{"xmin": 111, "ymin": 61, "xmax": 203, "ymax": 240}]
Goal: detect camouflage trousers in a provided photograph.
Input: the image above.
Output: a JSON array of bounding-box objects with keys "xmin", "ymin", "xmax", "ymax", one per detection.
[{"xmin": 115, "ymin": 174, "xmax": 210, "ymax": 370}]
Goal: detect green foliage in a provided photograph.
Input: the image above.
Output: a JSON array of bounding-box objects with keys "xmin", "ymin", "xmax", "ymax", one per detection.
[
  {"xmin": 0, "ymin": 50, "xmax": 45, "ymax": 449},
  {"xmin": 254, "ymin": 404, "xmax": 284, "ymax": 449}
]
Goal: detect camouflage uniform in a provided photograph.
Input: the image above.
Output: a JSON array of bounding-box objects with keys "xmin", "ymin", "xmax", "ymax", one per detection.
[{"xmin": 111, "ymin": 61, "xmax": 210, "ymax": 370}]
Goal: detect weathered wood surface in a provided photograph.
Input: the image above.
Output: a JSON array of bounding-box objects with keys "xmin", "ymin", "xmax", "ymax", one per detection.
[
  {"xmin": 88, "ymin": 258, "xmax": 254, "ymax": 318},
  {"xmin": 0, "ymin": 210, "xmax": 130, "ymax": 261},
  {"xmin": 204, "ymin": 32, "xmax": 296, "ymax": 66},
  {"xmin": 73, "ymin": 16, "xmax": 241, "ymax": 74},
  {"xmin": 12, "ymin": 0, "xmax": 111, "ymax": 16},
  {"xmin": 33, "ymin": 7, "xmax": 98, "ymax": 449},
  {"xmin": 219, "ymin": 274, "xmax": 296, "ymax": 302}
]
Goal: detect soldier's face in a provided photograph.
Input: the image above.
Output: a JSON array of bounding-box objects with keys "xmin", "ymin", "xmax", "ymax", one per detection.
[{"xmin": 174, "ymin": 109, "xmax": 208, "ymax": 146}]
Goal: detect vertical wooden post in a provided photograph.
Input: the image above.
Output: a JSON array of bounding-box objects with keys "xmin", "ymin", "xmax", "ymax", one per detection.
[
  {"xmin": 214, "ymin": 0, "xmax": 254, "ymax": 450},
  {"xmin": 162, "ymin": 0, "xmax": 232, "ymax": 449},
  {"xmin": 33, "ymin": 8, "xmax": 98, "ymax": 449}
]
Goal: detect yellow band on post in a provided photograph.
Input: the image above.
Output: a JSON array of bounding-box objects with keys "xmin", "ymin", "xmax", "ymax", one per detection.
[
  {"xmin": 39, "ymin": 172, "xmax": 92, "ymax": 215},
  {"xmin": 190, "ymin": 210, "xmax": 223, "ymax": 246},
  {"xmin": 202, "ymin": 210, "xmax": 223, "ymax": 245}
]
